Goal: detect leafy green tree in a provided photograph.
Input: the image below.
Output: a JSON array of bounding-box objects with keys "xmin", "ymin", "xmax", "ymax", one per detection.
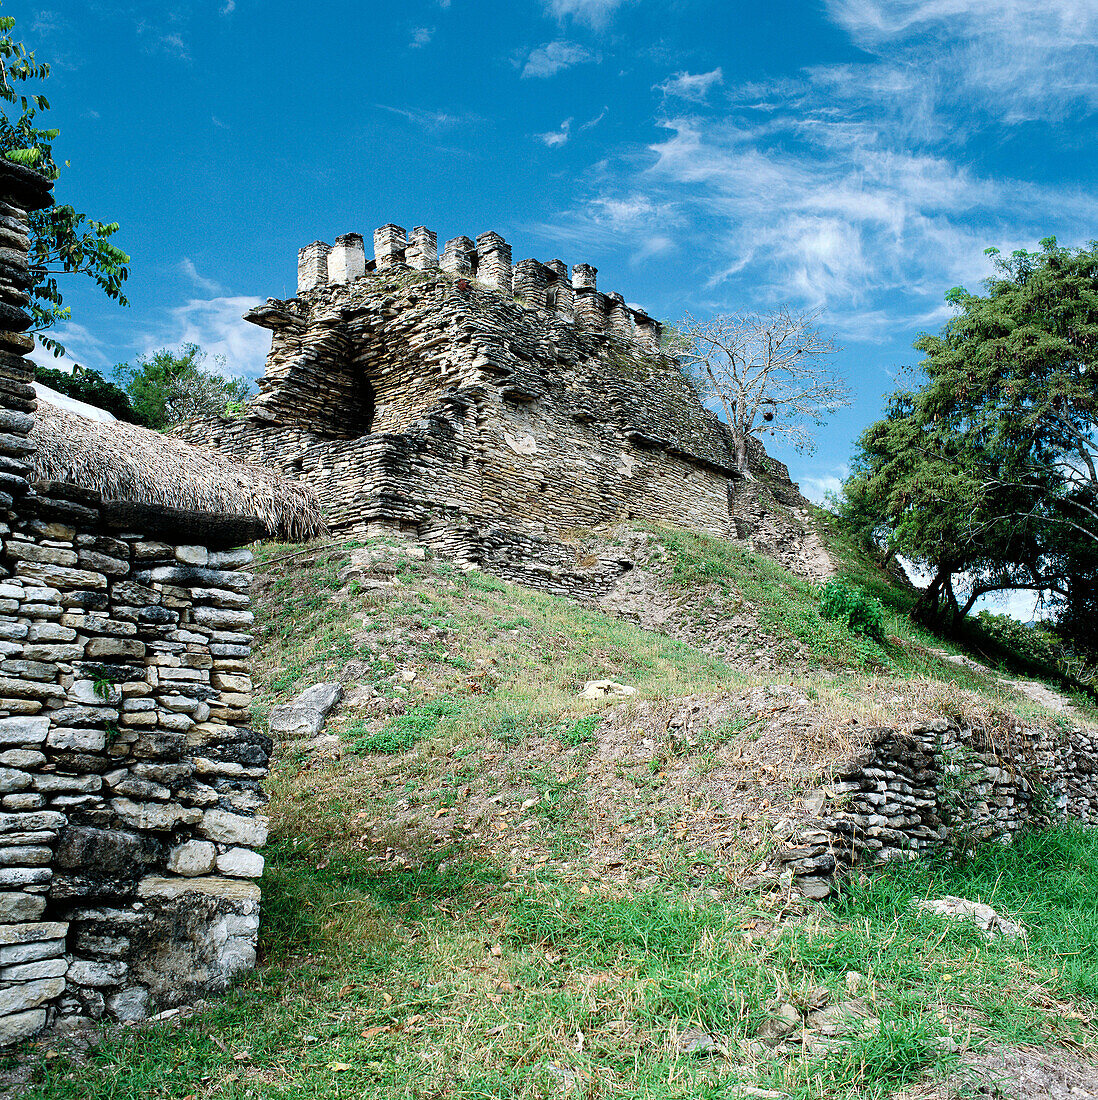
[
  {"xmin": 0, "ymin": 4, "xmax": 129, "ymax": 354},
  {"xmin": 116, "ymin": 344, "xmax": 253, "ymax": 430},
  {"xmin": 34, "ymin": 364, "xmax": 135, "ymax": 421},
  {"xmin": 842, "ymin": 238, "xmax": 1097, "ymax": 637}
]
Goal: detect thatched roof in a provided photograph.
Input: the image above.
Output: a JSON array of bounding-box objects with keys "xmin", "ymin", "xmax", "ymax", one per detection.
[{"xmin": 30, "ymin": 401, "xmax": 325, "ymax": 542}]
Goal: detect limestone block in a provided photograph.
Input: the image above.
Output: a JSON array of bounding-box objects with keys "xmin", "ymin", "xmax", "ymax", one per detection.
[
  {"xmin": 267, "ymin": 682, "xmax": 342, "ymax": 738},
  {"xmin": 0, "ymin": 768, "xmax": 30, "ymax": 794},
  {"xmin": 199, "ymin": 810, "xmax": 268, "ymax": 847},
  {"xmin": 84, "ymin": 637, "xmax": 145, "ymax": 660},
  {"xmin": 136, "ymin": 875, "xmax": 261, "ymax": 901},
  {"xmin": 0, "ymin": 939, "xmax": 66, "ymax": 966},
  {"xmin": 0, "ymin": 1008, "xmax": 45, "ymax": 1046},
  {"xmin": 66, "ymin": 958, "xmax": 128, "ymax": 987},
  {"xmin": 0, "ymin": 956, "xmax": 66, "ymax": 982},
  {"xmin": 0, "ymin": 810, "xmax": 64, "ymax": 834},
  {"xmin": 0, "ymin": 892, "xmax": 45, "ymax": 921},
  {"xmin": 215, "ymin": 847, "xmax": 264, "ymax": 878},
  {"xmin": 174, "ymin": 545, "xmax": 209, "ymax": 566},
  {"xmin": 0, "ymin": 716, "xmax": 48, "ymax": 745},
  {"xmin": 110, "ymin": 798, "xmax": 202, "ymax": 832},
  {"xmin": 0, "ymin": 976, "xmax": 65, "ymax": 1014},
  {"xmin": 168, "ymin": 840, "xmax": 216, "ymax": 876},
  {"xmin": 47, "ymin": 727, "xmax": 106, "ymax": 752}
]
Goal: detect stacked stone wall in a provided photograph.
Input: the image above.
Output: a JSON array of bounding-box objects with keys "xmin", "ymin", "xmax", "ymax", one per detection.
[
  {"xmin": 778, "ymin": 718, "xmax": 1098, "ymax": 896},
  {"xmin": 172, "ymin": 269, "xmax": 750, "ymax": 555},
  {"xmin": 0, "ymin": 161, "xmax": 268, "ymax": 1044}
]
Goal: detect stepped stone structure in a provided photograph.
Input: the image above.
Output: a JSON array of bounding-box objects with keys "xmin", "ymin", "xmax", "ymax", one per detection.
[
  {"xmin": 173, "ymin": 222, "xmax": 816, "ymax": 583},
  {"xmin": 0, "ymin": 163, "xmax": 269, "ymax": 1043}
]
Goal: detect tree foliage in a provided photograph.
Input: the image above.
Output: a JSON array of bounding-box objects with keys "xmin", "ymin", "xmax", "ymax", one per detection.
[
  {"xmin": 0, "ymin": 4, "xmax": 129, "ymax": 355},
  {"xmin": 34, "ymin": 364, "xmax": 135, "ymax": 422},
  {"xmin": 115, "ymin": 344, "xmax": 252, "ymax": 430},
  {"xmin": 842, "ymin": 238, "xmax": 1098, "ymax": 639},
  {"xmin": 676, "ymin": 308, "xmax": 849, "ymax": 473}
]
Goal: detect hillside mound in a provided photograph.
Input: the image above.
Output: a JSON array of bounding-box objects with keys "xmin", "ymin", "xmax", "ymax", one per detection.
[{"xmin": 11, "ymin": 526, "xmax": 1097, "ymax": 1100}]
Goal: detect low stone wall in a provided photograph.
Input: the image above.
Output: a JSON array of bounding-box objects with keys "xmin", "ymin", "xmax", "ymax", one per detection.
[
  {"xmin": 0, "ymin": 160, "xmax": 269, "ymax": 1045},
  {"xmin": 778, "ymin": 718, "xmax": 1098, "ymax": 897}
]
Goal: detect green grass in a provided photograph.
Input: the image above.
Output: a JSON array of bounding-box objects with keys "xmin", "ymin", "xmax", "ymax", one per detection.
[
  {"xmin": 21, "ymin": 529, "xmax": 1094, "ymax": 1099},
  {"xmin": 20, "ymin": 826, "xmax": 1097, "ymax": 1099}
]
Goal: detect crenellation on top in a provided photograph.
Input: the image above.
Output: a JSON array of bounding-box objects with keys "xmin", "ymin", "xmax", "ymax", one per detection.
[{"xmin": 294, "ymin": 223, "xmax": 662, "ymax": 350}]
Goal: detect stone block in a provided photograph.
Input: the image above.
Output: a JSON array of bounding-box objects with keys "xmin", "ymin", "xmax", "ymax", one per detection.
[
  {"xmin": 215, "ymin": 847, "xmax": 265, "ymax": 878},
  {"xmin": 199, "ymin": 810, "xmax": 268, "ymax": 847},
  {"xmin": 0, "ymin": 1008, "xmax": 45, "ymax": 1045},
  {"xmin": 0, "ymin": 891, "xmax": 46, "ymax": 921},
  {"xmin": 0, "ymin": 976, "xmax": 64, "ymax": 1014},
  {"xmin": 0, "ymin": 716, "xmax": 48, "ymax": 745},
  {"xmin": 168, "ymin": 839, "xmax": 216, "ymax": 876}
]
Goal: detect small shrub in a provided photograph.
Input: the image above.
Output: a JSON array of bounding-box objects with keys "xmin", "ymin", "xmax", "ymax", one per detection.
[{"xmin": 818, "ymin": 578, "xmax": 886, "ymax": 642}]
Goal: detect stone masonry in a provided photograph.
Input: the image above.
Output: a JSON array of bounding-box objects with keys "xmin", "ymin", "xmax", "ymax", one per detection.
[
  {"xmin": 172, "ymin": 223, "xmax": 818, "ymax": 584},
  {"xmin": 0, "ymin": 163, "xmax": 269, "ymax": 1043}
]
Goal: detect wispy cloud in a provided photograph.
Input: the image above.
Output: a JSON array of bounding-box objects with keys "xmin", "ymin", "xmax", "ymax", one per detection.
[
  {"xmin": 220, "ymin": 0, "xmax": 236, "ymax": 15},
  {"xmin": 158, "ymin": 32, "xmax": 190, "ymax": 61},
  {"xmin": 543, "ymin": 0, "xmax": 627, "ymax": 29},
  {"xmin": 144, "ymin": 297, "xmax": 270, "ymax": 380},
  {"xmin": 179, "ymin": 258, "xmax": 225, "ymax": 296},
  {"xmin": 521, "ymin": 40, "xmax": 592, "ymax": 78},
  {"xmin": 537, "ymin": 118, "xmax": 572, "ymax": 147},
  {"xmin": 376, "ymin": 104, "xmax": 478, "ymax": 130},
  {"xmin": 658, "ymin": 68, "xmax": 724, "ymax": 103},
  {"xmin": 410, "ymin": 26, "xmax": 434, "ymax": 48},
  {"xmin": 581, "ymin": 106, "xmax": 608, "ymax": 130},
  {"xmin": 823, "ymin": 0, "xmax": 1098, "ymax": 122}
]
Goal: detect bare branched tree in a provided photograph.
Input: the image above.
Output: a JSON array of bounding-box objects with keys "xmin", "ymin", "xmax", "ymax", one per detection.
[{"xmin": 676, "ymin": 308, "xmax": 850, "ymax": 474}]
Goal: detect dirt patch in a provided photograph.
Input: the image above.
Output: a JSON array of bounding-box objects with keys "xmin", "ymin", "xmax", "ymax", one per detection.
[{"xmin": 897, "ymin": 1044, "xmax": 1098, "ymax": 1099}]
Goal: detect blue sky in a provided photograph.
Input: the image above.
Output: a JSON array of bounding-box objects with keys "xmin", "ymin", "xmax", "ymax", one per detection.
[{"xmin": 18, "ymin": 0, "xmax": 1098, "ymax": 546}]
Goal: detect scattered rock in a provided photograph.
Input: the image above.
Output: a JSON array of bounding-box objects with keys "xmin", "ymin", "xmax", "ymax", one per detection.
[
  {"xmin": 915, "ymin": 896, "xmax": 1025, "ymax": 941},
  {"xmin": 578, "ymin": 680, "xmax": 635, "ymax": 699},
  {"xmin": 756, "ymin": 1002, "xmax": 800, "ymax": 1046},
  {"xmin": 268, "ymin": 682, "xmax": 344, "ymax": 738},
  {"xmin": 675, "ymin": 1026, "xmax": 719, "ymax": 1056}
]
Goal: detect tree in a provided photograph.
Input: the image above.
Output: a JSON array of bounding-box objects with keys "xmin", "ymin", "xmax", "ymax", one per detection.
[
  {"xmin": 676, "ymin": 308, "xmax": 850, "ymax": 474},
  {"xmin": 34, "ymin": 363, "xmax": 135, "ymax": 421},
  {"xmin": 842, "ymin": 238, "xmax": 1098, "ymax": 636},
  {"xmin": 116, "ymin": 344, "xmax": 253, "ymax": 430},
  {"xmin": 0, "ymin": 4, "xmax": 129, "ymax": 355}
]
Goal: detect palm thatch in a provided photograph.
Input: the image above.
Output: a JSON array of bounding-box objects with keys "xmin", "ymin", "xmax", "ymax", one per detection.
[{"xmin": 30, "ymin": 401, "xmax": 325, "ymax": 542}]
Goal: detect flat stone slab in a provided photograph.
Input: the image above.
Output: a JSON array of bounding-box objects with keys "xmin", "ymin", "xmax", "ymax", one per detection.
[{"xmin": 268, "ymin": 682, "xmax": 343, "ymax": 738}]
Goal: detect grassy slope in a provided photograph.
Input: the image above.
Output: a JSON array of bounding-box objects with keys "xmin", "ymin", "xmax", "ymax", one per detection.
[{"xmin": 12, "ymin": 528, "xmax": 1097, "ymax": 1099}]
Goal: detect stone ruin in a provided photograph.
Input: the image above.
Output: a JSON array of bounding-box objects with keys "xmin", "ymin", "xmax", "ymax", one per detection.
[
  {"xmin": 0, "ymin": 162, "xmax": 269, "ymax": 1043},
  {"xmin": 172, "ymin": 222, "xmax": 822, "ymax": 593}
]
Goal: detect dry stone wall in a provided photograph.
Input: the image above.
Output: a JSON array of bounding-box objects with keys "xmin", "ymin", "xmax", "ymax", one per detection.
[
  {"xmin": 174, "ymin": 232, "xmax": 820, "ymax": 578},
  {"xmin": 778, "ymin": 717, "xmax": 1098, "ymax": 898},
  {"xmin": 0, "ymin": 161, "xmax": 269, "ymax": 1045}
]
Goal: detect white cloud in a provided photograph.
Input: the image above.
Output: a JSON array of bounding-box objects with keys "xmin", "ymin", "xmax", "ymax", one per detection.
[
  {"xmin": 410, "ymin": 26, "xmax": 434, "ymax": 48},
  {"xmin": 538, "ymin": 118, "xmax": 572, "ymax": 147},
  {"xmin": 179, "ymin": 258, "xmax": 225, "ymax": 296},
  {"xmin": 824, "ymin": 0, "xmax": 1098, "ymax": 122},
  {"xmin": 144, "ymin": 297, "xmax": 270, "ymax": 380},
  {"xmin": 28, "ymin": 324, "xmax": 111, "ymax": 375},
  {"xmin": 543, "ymin": 0, "xmax": 627, "ymax": 29},
  {"xmin": 521, "ymin": 40, "xmax": 592, "ymax": 78},
  {"xmin": 158, "ymin": 33, "xmax": 189, "ymax": 61},
  {"xmin": 799, "ymin": 469, "xmax": 848, "ymax": 505},
  {"xmin": 220, "ymin": 0, "xmax": 236, "ymax": 14},
  {"xmin": 658, "ymin": 68, "xmax": 724, "ymax": 103},
  {"xmin": 581, "ymin": 106, "xmax": 608, "ymax": 129},
  {"xmin": 376, "ymin": 104, "xmax": 477, "ymax": 129}
]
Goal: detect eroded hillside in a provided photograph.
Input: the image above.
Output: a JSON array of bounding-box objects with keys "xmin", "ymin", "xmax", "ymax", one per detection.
[{"xmin": 10, "ymin": 527, "xmax": 1098, "ymax": 1100}]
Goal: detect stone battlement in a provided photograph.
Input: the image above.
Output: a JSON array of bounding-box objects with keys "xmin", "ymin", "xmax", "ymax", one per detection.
[{"xmin": 296, "ymin": 224, "xmax": 662, "ymax": 351}]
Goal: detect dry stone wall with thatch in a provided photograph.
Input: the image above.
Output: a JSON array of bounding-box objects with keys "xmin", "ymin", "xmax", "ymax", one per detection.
[
  {"xmin": 172, "ymin": 223, "xmax": 823, "ymax": 591},
  {"xmin": 0, "ymin": 161, "xmax": 271, "ymax": 1045}
]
